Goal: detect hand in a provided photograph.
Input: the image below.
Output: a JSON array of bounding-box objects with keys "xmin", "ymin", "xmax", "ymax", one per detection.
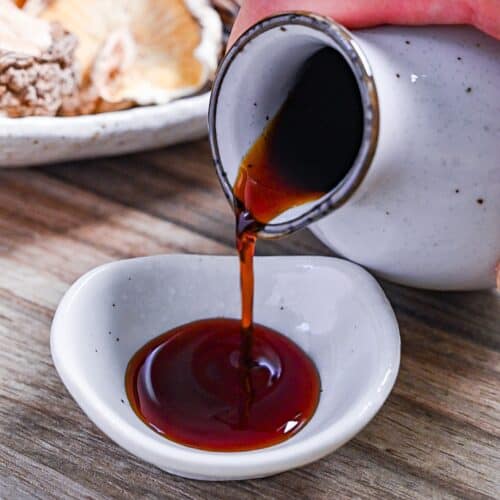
[{"xmin": 228, "ymin": 0, "xmax": 500, "ymax": 47}]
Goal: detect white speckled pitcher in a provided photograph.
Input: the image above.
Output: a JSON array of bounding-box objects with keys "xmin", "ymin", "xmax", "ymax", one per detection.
[{"xmin": 208, "ymin": 13, "xmax": 500, "ymax": 290}]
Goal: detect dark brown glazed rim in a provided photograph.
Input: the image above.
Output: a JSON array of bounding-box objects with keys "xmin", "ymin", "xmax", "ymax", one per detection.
[{"xmin": 208, "ymin": 12, "xmax": 379, "ymax": 239}]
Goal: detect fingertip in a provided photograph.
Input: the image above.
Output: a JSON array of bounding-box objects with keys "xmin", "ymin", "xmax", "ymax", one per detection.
[
  {"xmin": 227, "ymin": 2, "xmax": 259, "ymax": 49},
  {"xmin": 226, "ymin": 0, "xmax": 289, "ymax": 49}
]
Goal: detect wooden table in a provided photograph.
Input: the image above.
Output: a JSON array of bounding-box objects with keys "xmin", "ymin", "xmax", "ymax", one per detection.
[{"xmin": 0, "ymin": 140, "xmax": 498, "ymax": 499}]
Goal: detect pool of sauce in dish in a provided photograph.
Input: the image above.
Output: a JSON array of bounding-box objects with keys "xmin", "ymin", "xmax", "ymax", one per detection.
[{"xmin": 126, "ymin": 318, "xmax": 319, "ymax": 451}]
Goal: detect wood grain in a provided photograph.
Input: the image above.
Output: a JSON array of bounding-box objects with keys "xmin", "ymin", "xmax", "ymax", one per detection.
[{"xmin": 0, "ymin": 140, "xmax": 499, "ymax": 499}]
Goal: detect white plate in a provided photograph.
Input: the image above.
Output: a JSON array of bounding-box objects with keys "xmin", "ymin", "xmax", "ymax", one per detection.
[
  {"xmin": 0, "ymin": 93, "xmax": 210, "ymax": 167},
  {"xmin": 51, "ymin": 254, "xmax": 400, "ymax": 480}
]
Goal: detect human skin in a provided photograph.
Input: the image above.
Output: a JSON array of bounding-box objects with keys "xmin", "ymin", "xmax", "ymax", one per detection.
[{"xmin": 228, "ymin": 0, "xmax": 500, "ymax": 47}]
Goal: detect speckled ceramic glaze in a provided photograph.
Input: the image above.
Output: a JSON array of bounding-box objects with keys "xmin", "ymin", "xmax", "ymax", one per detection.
[
  {"xmin": 0, "ymin": 93, "xmax": 210, "ymax": 167},
  {"xmin": 209, "ymin": 14, "xmax": 500, "ymax": 290}
]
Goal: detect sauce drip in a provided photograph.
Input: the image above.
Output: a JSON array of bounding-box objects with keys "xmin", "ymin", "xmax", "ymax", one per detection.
[{"xmin": 126, "ymin": 47, "xmax": 363, "ymax": 451}]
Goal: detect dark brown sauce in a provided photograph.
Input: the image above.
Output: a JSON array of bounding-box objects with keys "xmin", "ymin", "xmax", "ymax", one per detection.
[
  {"xmin": 234, "ymin": 47, "xmax": 363, "ymax": 223},
  {"xmin": 126, "ymin": 47, "xmax": 363, "ymax": 451},
  {"xmin": 126, "ymin": 318, "xmax": 319, "ymax": 451}
]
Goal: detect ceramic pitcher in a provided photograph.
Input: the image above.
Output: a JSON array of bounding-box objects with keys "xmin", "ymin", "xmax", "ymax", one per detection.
[{"xmin": 208, "ymin": 13, "xmax": 500, "ymax": 290}]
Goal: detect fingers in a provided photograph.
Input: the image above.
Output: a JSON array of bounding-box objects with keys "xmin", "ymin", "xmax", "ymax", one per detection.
[
  {"xmin": 228, "ymin": 0, "xmax": 500, "ymax": 48},
  {"xmin": 471, "ymin": 0, "xmax": 500, "ymax": 39}
]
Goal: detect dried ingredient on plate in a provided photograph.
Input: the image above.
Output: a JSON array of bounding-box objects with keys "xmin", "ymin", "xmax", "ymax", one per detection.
[
  {"xmin": 0, "ymin": 0, "xmax": 79, "ymax": 117},
  {"xmin": 38, "ymin": 0, "xmax": 222, "ymax": 114}
]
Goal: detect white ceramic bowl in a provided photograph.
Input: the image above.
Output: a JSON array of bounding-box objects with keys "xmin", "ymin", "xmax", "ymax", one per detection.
[{"xmin": 51, "ymin": 255, "xmax": 400, "ymax": 480}]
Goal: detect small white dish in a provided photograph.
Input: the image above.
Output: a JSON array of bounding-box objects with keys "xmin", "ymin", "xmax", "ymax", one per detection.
[
  {"xmin": 51, "ymin": 255, "xmax": 400, "ymax": 480},
  {"xmin": 0, "ymin": 93, "xmax": 209, "ymax": 167}
]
